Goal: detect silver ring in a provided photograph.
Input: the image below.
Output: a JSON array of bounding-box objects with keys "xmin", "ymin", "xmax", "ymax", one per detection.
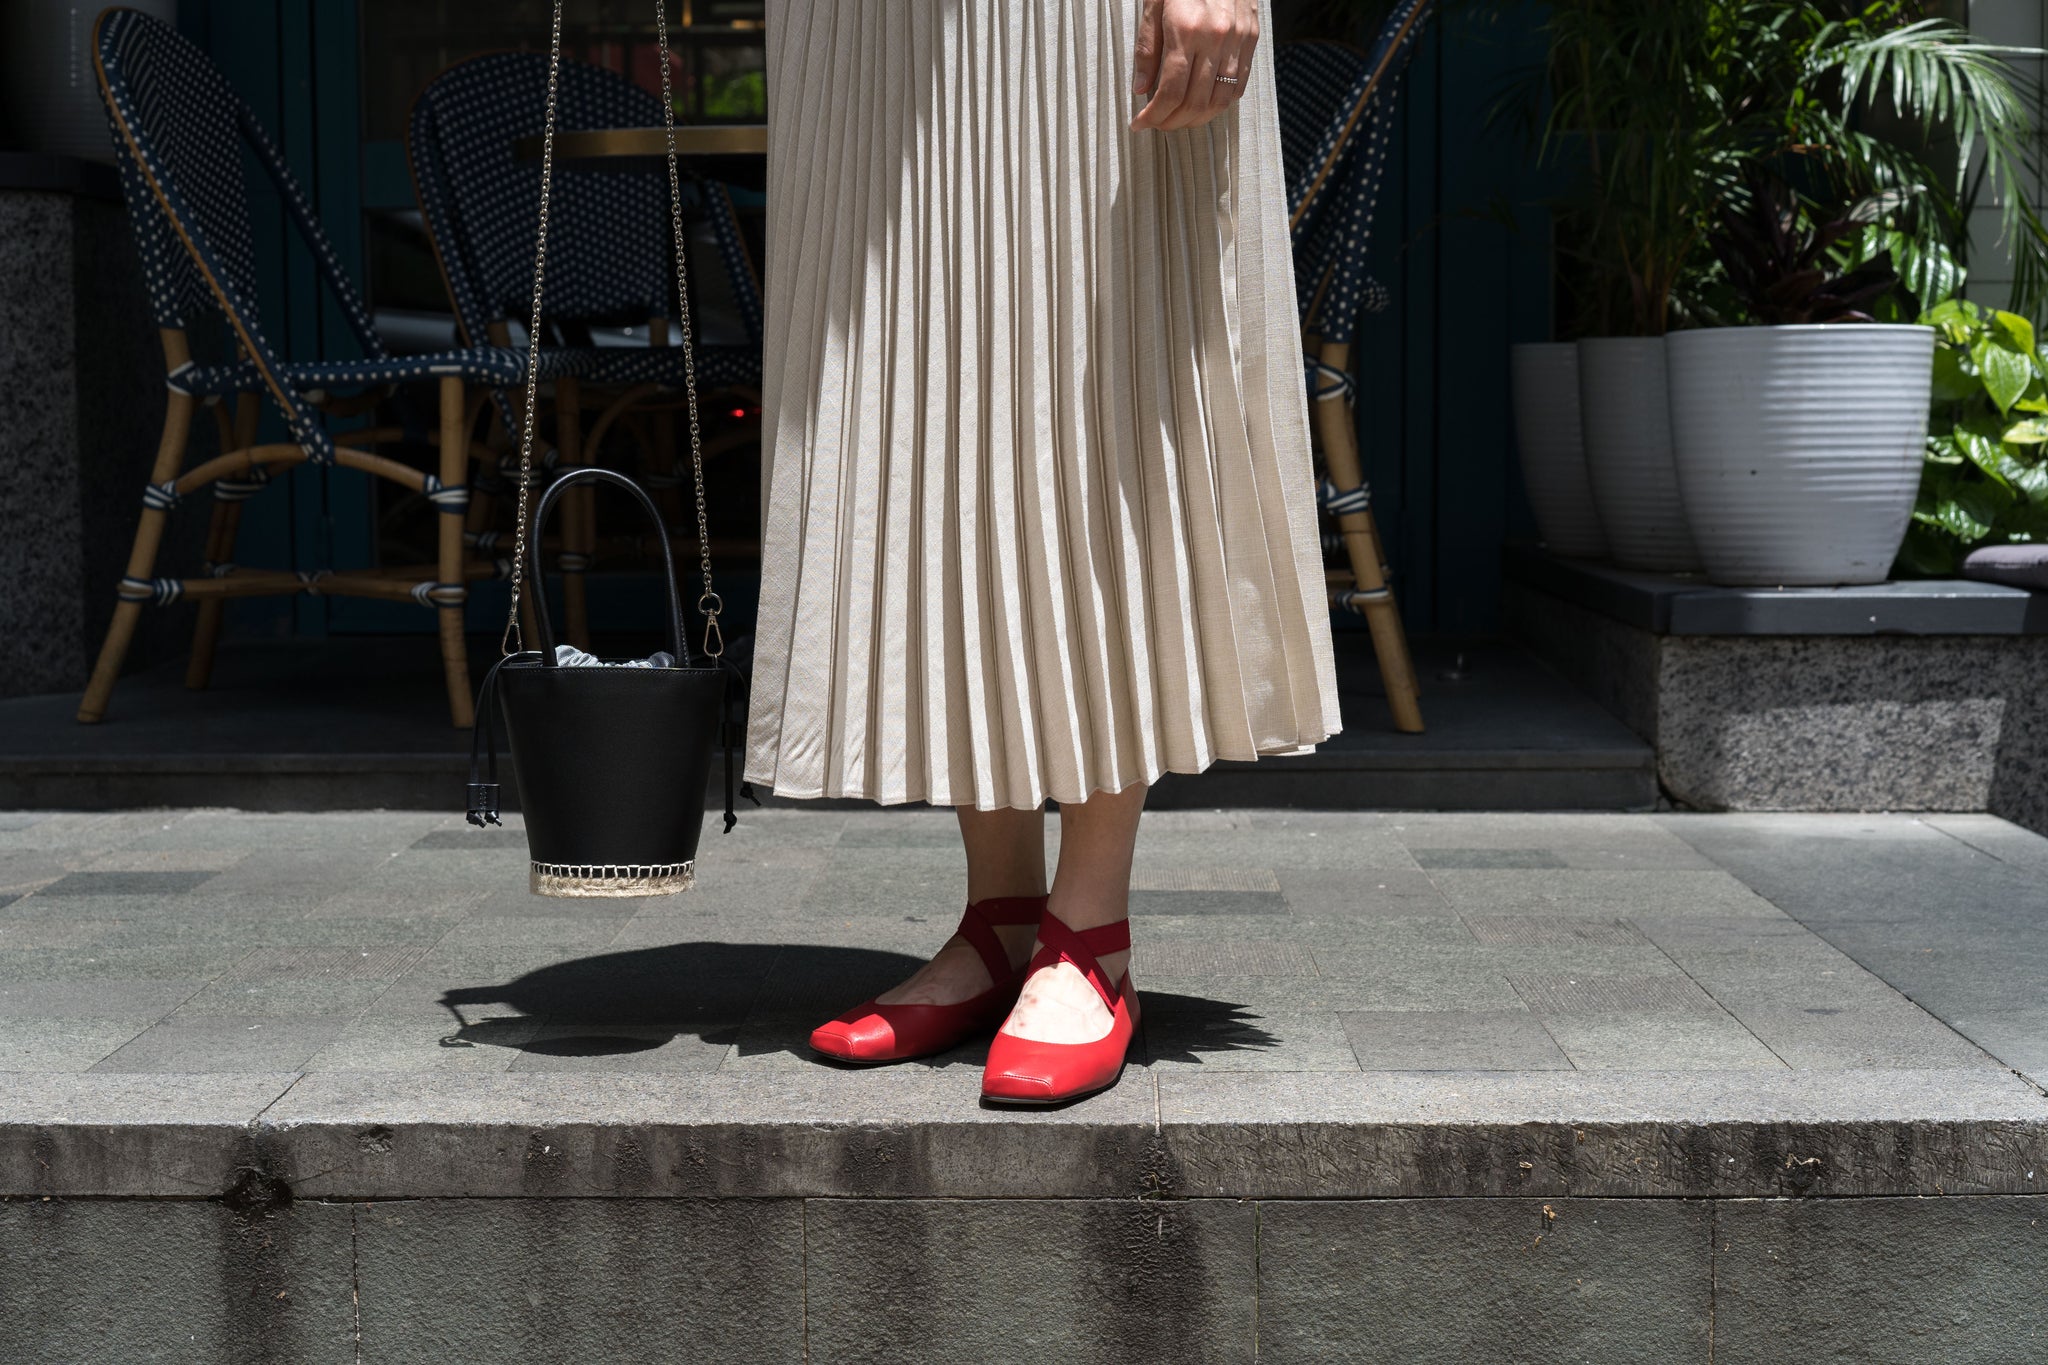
[{"xmin": 1216, "ymin": 75, "xmax": 1241, "ymax": 85}]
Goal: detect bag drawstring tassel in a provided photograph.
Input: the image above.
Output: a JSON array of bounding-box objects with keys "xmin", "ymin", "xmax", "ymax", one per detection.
[
  {"xmin": 466, "ymin": 651, "xmax": 534, "ymax": 827},
  {"xmin": 719, "ymin": 655, "xmax": 763, "ymax": 832}
]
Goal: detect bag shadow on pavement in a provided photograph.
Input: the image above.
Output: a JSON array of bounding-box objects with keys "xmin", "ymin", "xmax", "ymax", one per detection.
[{"xmin": 434, "ymin": 943, "xmax": 1277, "ymax": 1065}]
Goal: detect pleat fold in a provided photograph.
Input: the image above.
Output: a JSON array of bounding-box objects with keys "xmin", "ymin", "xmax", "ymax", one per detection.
[{"xmin": 747, "ymin": 0, "xmax": 1342, "ymax": 811}]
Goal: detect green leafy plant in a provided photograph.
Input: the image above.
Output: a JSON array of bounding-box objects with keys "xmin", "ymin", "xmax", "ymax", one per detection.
[
  {"xmin": 1897, "ymin": 297, "xmax": 2048, "ymax": 575},
  {"xmin": 1514, "ymin": 1, "xmax": 2048, "ymax": 338},
  {"xmin": 1707, "ymin": 171, "xmax": 1902, "ymax": 324}
]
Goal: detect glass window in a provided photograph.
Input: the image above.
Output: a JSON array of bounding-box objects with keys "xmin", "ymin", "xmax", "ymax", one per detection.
[{"xmin": 360, "ymin": 0, "xmax": 766, "ymax": 143}]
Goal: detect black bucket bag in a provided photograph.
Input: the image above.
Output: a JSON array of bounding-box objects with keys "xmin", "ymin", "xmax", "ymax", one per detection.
[{"xmin": 463, "ymin": 0, "xmax": 757, "ymax": 896}]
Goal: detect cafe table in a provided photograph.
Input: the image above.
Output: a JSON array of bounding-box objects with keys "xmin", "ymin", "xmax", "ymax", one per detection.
[{"xmin": 512, "ymin": 123, "xmax": 768, "ymax": 177}]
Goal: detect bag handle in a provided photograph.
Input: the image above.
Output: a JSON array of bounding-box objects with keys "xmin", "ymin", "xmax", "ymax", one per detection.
[
  {"xmin": 498, "ymin": 0, "xmax": 725, "ymax": 662},
  {"xmin": 526, "ymin": 466, "xmax": 689, "ymax": 666}
]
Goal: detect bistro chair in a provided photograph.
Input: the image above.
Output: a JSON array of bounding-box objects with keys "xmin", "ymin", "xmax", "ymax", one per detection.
[
  {"xmin": 407, "ymin": 51, "xmax": 764, "ymax": 648},
  {"xmin": 77, "ymin": 7, "xmax": 570, "ymax": 729},
  {"xmin": 1276, "ymin": 0, "xmax": 1435, "ymax": 734}
]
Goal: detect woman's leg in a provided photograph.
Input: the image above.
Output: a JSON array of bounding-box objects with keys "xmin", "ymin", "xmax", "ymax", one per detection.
[
  {"xmin": 872, "ymin": 804, "xmax": 1047, "ymax": 1006},
  {"xmin": 1001, "ymin": 781, "xmax": 1145, "ymax": 1042}
]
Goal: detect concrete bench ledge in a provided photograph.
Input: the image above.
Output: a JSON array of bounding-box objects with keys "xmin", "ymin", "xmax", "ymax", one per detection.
[
  {"xmin": 6, "ymin": 1067, "xmax": 2043, "ymax": 1204},
  {"xmin": 1505, "ymin": 542, "xmax": 2048, "ymax": 636}
]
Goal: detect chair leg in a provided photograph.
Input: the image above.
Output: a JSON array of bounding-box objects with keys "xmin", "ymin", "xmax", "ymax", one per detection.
[
  {"xmin": 438, "ymin": 376, "xmax": 477, "ymax": 728},
  {"xmin": 556, "ymin": 375, "xmax": 591, "ymax": 651},
  {"xmin": 1314, "ymin": 339, "xmax": 1423, "ymax": 734},
  {"xmin": 78, "ymin": 389, "xmax": 197, "ymax": 723},
  {"xmin": 186, "ymin": 391, "xmax": 259, "ymax": 691}
]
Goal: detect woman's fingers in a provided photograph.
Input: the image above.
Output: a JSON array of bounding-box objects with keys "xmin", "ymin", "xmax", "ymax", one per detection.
[
  {"xmin": 1133, "ymin": 31, "xmax": 1195, "ymax": 129},
  {"xmin": 1133, "ymin": 0, "xmax": 1164, "ymax": 97},
  {"xmin": 1161, "ymin": 49, "xmax": 1221, "ymax": 129},
  {"xmin": 1131, "ymin": 0, "xmax": 1259, "ymax": 131}
]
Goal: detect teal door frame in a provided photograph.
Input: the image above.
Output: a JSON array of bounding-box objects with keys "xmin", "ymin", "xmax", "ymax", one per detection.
[{"xmin": 180, "ymin": 0, "xmax": 372, "ymax": 640}]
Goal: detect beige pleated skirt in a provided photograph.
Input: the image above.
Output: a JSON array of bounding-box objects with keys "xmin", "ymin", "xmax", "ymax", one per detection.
[{"xmin": 743, "ymin": 0, "xmax": 1343, "ymax": 811}]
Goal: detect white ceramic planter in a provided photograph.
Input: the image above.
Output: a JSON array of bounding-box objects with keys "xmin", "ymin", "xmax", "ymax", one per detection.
[
  {"xmin": 1578, "ymin": 337, "xmax": 1700, "ymax": 572},
  {"xmin": 2, "ymin": 2, "xmax": 178, "ymax": 165},
  {"xmin": 1666, "ymin": 324, "xmax": 1935, "ymax": 586},
  {"xmin": 1510, "ymin": 342, "xmax": 1607, "ymax": 558}
]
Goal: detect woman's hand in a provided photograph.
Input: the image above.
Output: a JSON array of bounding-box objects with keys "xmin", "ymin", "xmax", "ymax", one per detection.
[{"xmin": 1131, "ymin": 0, "xmax": 1259, "ymax": 131}]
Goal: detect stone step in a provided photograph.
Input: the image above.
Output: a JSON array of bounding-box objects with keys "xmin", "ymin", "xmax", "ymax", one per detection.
[{"xmin": 7, "ymin": 1067, "xmax": 2043, "ymax": 1203}]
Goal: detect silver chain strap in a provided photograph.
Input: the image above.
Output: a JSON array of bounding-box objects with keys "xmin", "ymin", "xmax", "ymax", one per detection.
[{"xmin": 501, "ymin": 0, "xmax": 724, "ymax": 661}]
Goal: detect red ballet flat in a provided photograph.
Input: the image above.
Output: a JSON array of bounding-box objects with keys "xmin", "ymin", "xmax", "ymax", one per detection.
[
  {"xmin": 980, "ymin": 912, "xmax": 1138, "ymax": 1106},
  {"xmin": 809, "ymin": 893, "xmax": 1047, "ymax": 1065}
]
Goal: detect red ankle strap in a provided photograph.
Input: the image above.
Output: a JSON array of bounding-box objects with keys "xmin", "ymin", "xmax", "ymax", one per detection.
[
  {"xmin": 956, "ymin": 894, "xmax": 1047, "ymax": 986},
  {"xmin": 1028, "ymin": 911, "xmax": 1130, "ymax": 1012},
  {"xmin": 965, "ymin": 894, "xmax": 1049, "ymax": 928}
]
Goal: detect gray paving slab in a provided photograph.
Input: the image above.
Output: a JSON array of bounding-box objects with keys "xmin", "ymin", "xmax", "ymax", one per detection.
[
  {"xmin": 1255, "ymin": 1198, "xmax": 1712, "ymax": 1365},
  {"xmin": 429, "ymin": 913, "xmax": 627, "ymax": 947},
  {"xmin": 1505, "ymin": 969, "xmax": 1725, "ymax": 1014},
  {"xmin": 0, "ymin": 917, "xmax": 112, "ymax": 948},
  {"xmin": 1387, "ymin": 811, "xmax": 1714, "ymax": 854},
  {"xmin": 30, "ymin": 870, "xmax": 221, "ymax": 897},
  {"xmin": 509, "ymin": 1021, "xmax": 737, "ymax": 1073},
  {"xmin": 1308, "ymin": 937, "xmax": 1692, "ymax": 981},
  {"xmin": 1925, "ymin": 812, "xmax": 2048, "ymax": 874},
  {"xmin": 1720, "ymin": 1000, "xmax": 2005, "ymax": 1070},
  {"xmin": 1412, "ymin": 846, "xmax": 1571, "ymax": 868},
  {"xmin": 1273, "ymin": 866, "xmax": 1458, "ymax": 915},
  {"xmin": 1139, "ymin": 1006, "xmax": 1362, "ymax": 1073},
  {"xmin": 0, "ymin": 810, "xmax": 173, "ymax": 850},
  {"xmin": 0, "ymin": 978, "xmax": 206, "ymax": 1020},
  {"xmin": 805, "ymin": 1199, "xmax": 1255, "ymax": 1365},
  {"xmin": 121, "ymin": 811, "xmax": 438, "ymax": 851},
  {"xmin": 1130, "ymin": 888, "xmax": 1289, "ymax": 915},
  {"xmin": 0, "ymin": 1198, "xmax": 357, "ymax": 1365},
  {"xmin": 80, "ymin": 848, "xmax": 247, "ymax": 872},
  {"xmin": 1338, "ymin": 1009, "xmax": 1573, "ymax": 1071},
  {"xmin": 0, "ymin": 856, "xmax": 69, "ymax": 896},
  {"xmin": 192, "ymin": 848, "xmax": 390, "ymax": 909},
  {"xmin": 1140, "ymin": 967, "xmax": 1529, "ymax": 1013},
  {"xmin": 302, "ymin": 1016, "xmax": 543, "ymax": 1072},
  {"xmin": 796, "ymin": 850, "xmax": 981, "ymax": 918},
  {"xmin": 89, "ymin": 1015, "xmax": 354, "ymax": 1073},
  {"xmin": 1713, "ymin": 1196, "xmax": 2048, "ymax": 1364},
  {"xmin": 354, "ymin": 1198, "xmax": 804, "ymax": 1364},
  {"xmin": 1668, "ymin": 812, "xmax": 2048, "ymax": 1086},
  {"xmin": 0, "ymin": 945, "xmax": 254, "ymax": 981},
  {"xmin": 1424, "ymin": 868, "xmax": 1784, "ymax": 918},
  {"xmin": 1536, "ymin": 1010, "xmax": 1786, "ymax": 1071},
  {"xmin": 0, "ymin": 1018, "xmax": 153, "ymax": 1072},
  {"xmin": 167, "ymin": 978, "xmax": 396, "ymax": 1019},
  {"xmin": 1134, "ymin": 823, "xmax": 1421, "ymax": 871},
  {"xmin": 1935, "ymin": 1008, "xmax": 2048, "ymax": 1081}
]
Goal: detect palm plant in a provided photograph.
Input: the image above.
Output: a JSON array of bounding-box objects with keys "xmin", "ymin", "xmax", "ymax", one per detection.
[{"xmin": 1520, "ymin": 1, "xmax": 2048, "ymax": 338}]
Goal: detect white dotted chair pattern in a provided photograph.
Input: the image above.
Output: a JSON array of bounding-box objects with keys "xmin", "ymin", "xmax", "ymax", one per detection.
[
  {"xmin": 1277, "ymin": 2, "xmax": 1435, "ymax": 351},
  {"xmin": 406, "ymin": 51, "xmax": 763, "ymax": 390},
  {"xmin": 77, "ymin": 8, "xmax": 531, "ymax": 730},
  {"xmin": 1271, "ymin": 2, "xmax": 1435, "ymax": 732},
  {"xmin": 97, "ymin": 8, "xmax": 589, "ymax": 461}
]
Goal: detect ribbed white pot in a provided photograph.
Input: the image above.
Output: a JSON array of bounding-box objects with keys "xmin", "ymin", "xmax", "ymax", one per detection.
[
  {"xmin": 1667, "ymin": 324, "xmax": 1935, "ymax": 586},
  {"xmin": 1578, "ymin": 337, "xmax": 1700, "ymax": 572},
  {"xmin": 2, "ymin": 2, "xmax": 178, "ymax": 165},
  {"xmin": 1510, "ymin": 342, "xmax": 1607, "ymax": 558}
]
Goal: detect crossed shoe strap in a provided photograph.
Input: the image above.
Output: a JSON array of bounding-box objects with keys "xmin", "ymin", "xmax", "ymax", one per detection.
[
  {"xmin": 956, "ymin": 894, "xmax": 1048, "ymax": 987},
  {"xmin": 1027, "ymin": 912, "xmax": 1131, "ymax": 1012}
]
